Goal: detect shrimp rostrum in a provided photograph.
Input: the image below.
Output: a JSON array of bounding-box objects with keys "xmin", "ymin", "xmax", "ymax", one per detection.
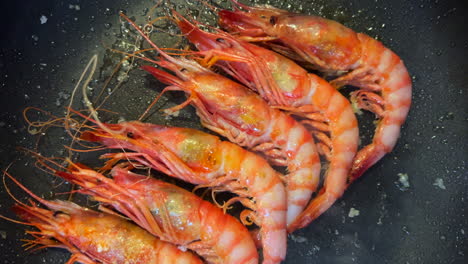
[
  {"xmin": 55, "ymin": 163, "xmax": 258, "ymax": 264},
  {"xmin": 175, "ymin": 12, "xmax": 358, "ymax": 231},
  {"xmin": 218, "ymin": 1, "xmax": 412, "ymax": 184},
  {"xmin": 118, "ymin": 14, "xmax": 320, "ymax": 232},
  {"xmin": 1, "ymin": 172, "xmax": 202, "ymax": 264}
]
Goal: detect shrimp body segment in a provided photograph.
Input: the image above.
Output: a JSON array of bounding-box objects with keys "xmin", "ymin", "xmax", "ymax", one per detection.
[
  {"xmin": 5, "ymin": 175, "xmax": 201, "ymax": 264},
  {"xmin": 218, "ymin": 3, "xmax": 412, "ymax": 183},
  {"xmin": 57, "ymin": 165, "xmax": 258, "ymax": 264},
  {"xmin": 82, "ymin": 123, "xmax": 286, "ymax": 263},
  {"xmin": 118, "ymin": 14, "xmax": 320, "ymax": 231},
  {"xmin": 176, "ymin": 15, "xmax": 359, "ymax": 231}
]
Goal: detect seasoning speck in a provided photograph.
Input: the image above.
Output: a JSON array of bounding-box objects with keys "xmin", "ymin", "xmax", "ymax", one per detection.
[
  {"xmin": 178, "ymin": 245, "xmax": 188, "ymax": 252},
  {"xmin": 164, "ymin": 110, "xmax": 180, "ymax": 117},
  {"xmin": 433, "ymin": 178, "xmax": 446, "ymax": 190},
  {"xmin": 351, "ymin": 98, "xmax": 363, "ymax": 115},
  {"xmin": 396, "ymin": 173, "xmax": 410, "ymax": 191},
  {"xmin": 290, "ymin": 234, "xmax": 308, "ymax": 243},
  {"xmin": 40, "ymin": 15, "xmax": 48, "ymax": 24},
  {"xmin": 69, "ymin": 4, "xmax": 81, "ymax": 11},
  {"xmin": 348, "ymin": 207, "xmax": 360, "ymax": 218}
]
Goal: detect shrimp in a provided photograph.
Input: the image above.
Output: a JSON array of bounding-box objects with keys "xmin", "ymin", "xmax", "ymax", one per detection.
[
  {"xmin": 175, "ymin": 13, "xmax": 359, "ymax": 231},
  {"xmin": 218, "ymin": 1, "xmax": 412, "ymax": 184},
  {"xmin": 119, "ymin": 14, "xmax": 320, "ymax": 229},
  {"xmin": 80, "ymin": 122, "xmax": 286, "ymax": 264},
  {"xmin": 54, "ymin": 163, "xmax": 258, "ymax": 264},
  {"xmin": 1, "ymin": 172, "xmax": 202, "ymax": 264}
]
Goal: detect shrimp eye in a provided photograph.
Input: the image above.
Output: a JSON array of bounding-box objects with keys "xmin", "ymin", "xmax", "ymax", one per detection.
[
  {"xmin": 269, "ymin": 16, "xmax": 277, "ymax": 25},
  {"xmin": 126, "ymin": 132, "xmax": 135, "ymax": 139},
  {"xmin": 215, "ymin": 38, "xmax": 232, "ymax": 47},
  {"xmin": 180, "ymin": 68, "xmax": 188, "ymax": 73},
  {"xmin": 53, "ymin": 211, "xmax": 67, "ymax": 217}
]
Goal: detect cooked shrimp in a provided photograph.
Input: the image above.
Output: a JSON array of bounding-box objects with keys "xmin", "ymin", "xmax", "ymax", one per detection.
[
  {"xmin": 55, "ymin": 164, "xmax": 258, "ymax": 264},
  {"xmin": 81, "ymin": 123, "xmax": 286, "ymax": 264},
  {"xmin": 175, "ymin": 13, "xmax": 359, "ymax": 231},
  {"xmin": 1, "ymin": 172, "xmax": 202, "ymax": 264},
  {"xmin": 118, "ymin": 14, "xmax": 320, "ymax": 229},
  {"xmin": 218, "ymin": 1, "xmax": 412, "ymax": 184}
]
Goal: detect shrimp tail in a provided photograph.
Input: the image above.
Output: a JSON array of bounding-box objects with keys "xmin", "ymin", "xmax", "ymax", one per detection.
[
  {"xmin": 288, "ymin": 192, "xmax": 337, "ymax": 232},
  {"xmin": 349, "ymin": 144, "xmax": 383, "ymax": 183},
  {"xmin": 348, "ymin": 35, "xmax": 412, "ymax": 182}
]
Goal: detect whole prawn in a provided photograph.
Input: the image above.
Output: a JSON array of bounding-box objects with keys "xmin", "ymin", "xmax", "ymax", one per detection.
[
  {"xmin": 80, "ymin": 122, "xmax": 286, "ymax": 264},
  {"xmin": 54, "ymin": 163, "xmax": 258, "ymax": 264},
  {"xmin": 218, "ymin": 1, "xmax": 412, "ymax": 184},
  {"xmin": 120, "ymin": 14, "xmax": 320, "ymax": 230},
  {"xmin": 175, "ymin": 13, "xmax": 359, "ymax": 231},
  {"xmin": 1, "ymin": 172, "xmax": 202, "ymax": 264}
]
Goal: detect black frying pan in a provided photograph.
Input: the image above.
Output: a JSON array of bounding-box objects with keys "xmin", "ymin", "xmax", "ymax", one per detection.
[{"xmin": 0, "ymin": 0, "xmax": 466, "ymax": 263}]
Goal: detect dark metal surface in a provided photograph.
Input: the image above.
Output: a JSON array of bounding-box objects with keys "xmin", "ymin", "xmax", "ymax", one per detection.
[{"xmin": 0, "ymin": 0, "xmax": 466, "ymax": 263}]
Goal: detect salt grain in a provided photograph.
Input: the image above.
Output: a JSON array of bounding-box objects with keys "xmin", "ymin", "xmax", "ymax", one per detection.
[
  {"xmin": 397, "ymin": 173, "xmax": 410, "ymax": 190},
  {"xmin": 40, "ymin": 15, "xmax": 48, "ymax": 24},
  {"xmin": 433, "ymin": 178, "xmax": 446, "ymax": 190},
  {"xmin": 290, "ymin": 234, "xmax": 308, "ymax": 243},
  {"xmin": 348, "ymin": 207, "xmax": 360, "ymax": 218},
  {"xmin": 69, "ymin": 4, "xmax": 81, "ymax": 11}
]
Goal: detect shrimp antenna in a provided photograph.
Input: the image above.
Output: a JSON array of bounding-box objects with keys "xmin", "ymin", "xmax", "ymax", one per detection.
[
  {"xmin": 120, "ymin": 12, "xmax": 184, "ymax": 67},
  {"xmin": 230, "ymin": 0, "xmax": 252, "ymax": 11},
  {"xmin": 148, "ymin": 0, "xmax": 165, "ymax": 17},
  {"xmin": 64, "ymin": 55, "xmax": 100, "ymax": 158},
  {"xmin": 63, "ymin": 54, "xmax": 125, "ymax": 152},
  {"xmin": 16, "ymin": 147, "xmax": 68, "ymax": 174},
  {"xmin": 121, "ymin": 11, "xmax": 212, "ymax": 74},
  {"xmin": 171, "ymin": 9, "xmax": 236, "ymax": 41},
  {"xmin": 0, "ymin": 164, "xmax": 36, "ymax": 226},
  {"xmin": 192, "ymin": 0, "xmax": 219, "ymax": 12},
  {"xmin": 2, "ymin": 171, "xmax": 86, "ymax": 256},
  {"xmin": 78, "ymin": 55, "xmax": 126, "ymax": 136},
  {"xmin": 229, "ymin": 0, "xmax": 282, "ymax": 12},
  {"xmin": 1, "ymin": 166, "xmax": 56, "ymax": 213}
]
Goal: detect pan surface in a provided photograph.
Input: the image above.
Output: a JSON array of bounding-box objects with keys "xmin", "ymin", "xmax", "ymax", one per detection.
[{"xmin": 0, "ymin": 0, "xmax": 466, "ymax": 263}]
